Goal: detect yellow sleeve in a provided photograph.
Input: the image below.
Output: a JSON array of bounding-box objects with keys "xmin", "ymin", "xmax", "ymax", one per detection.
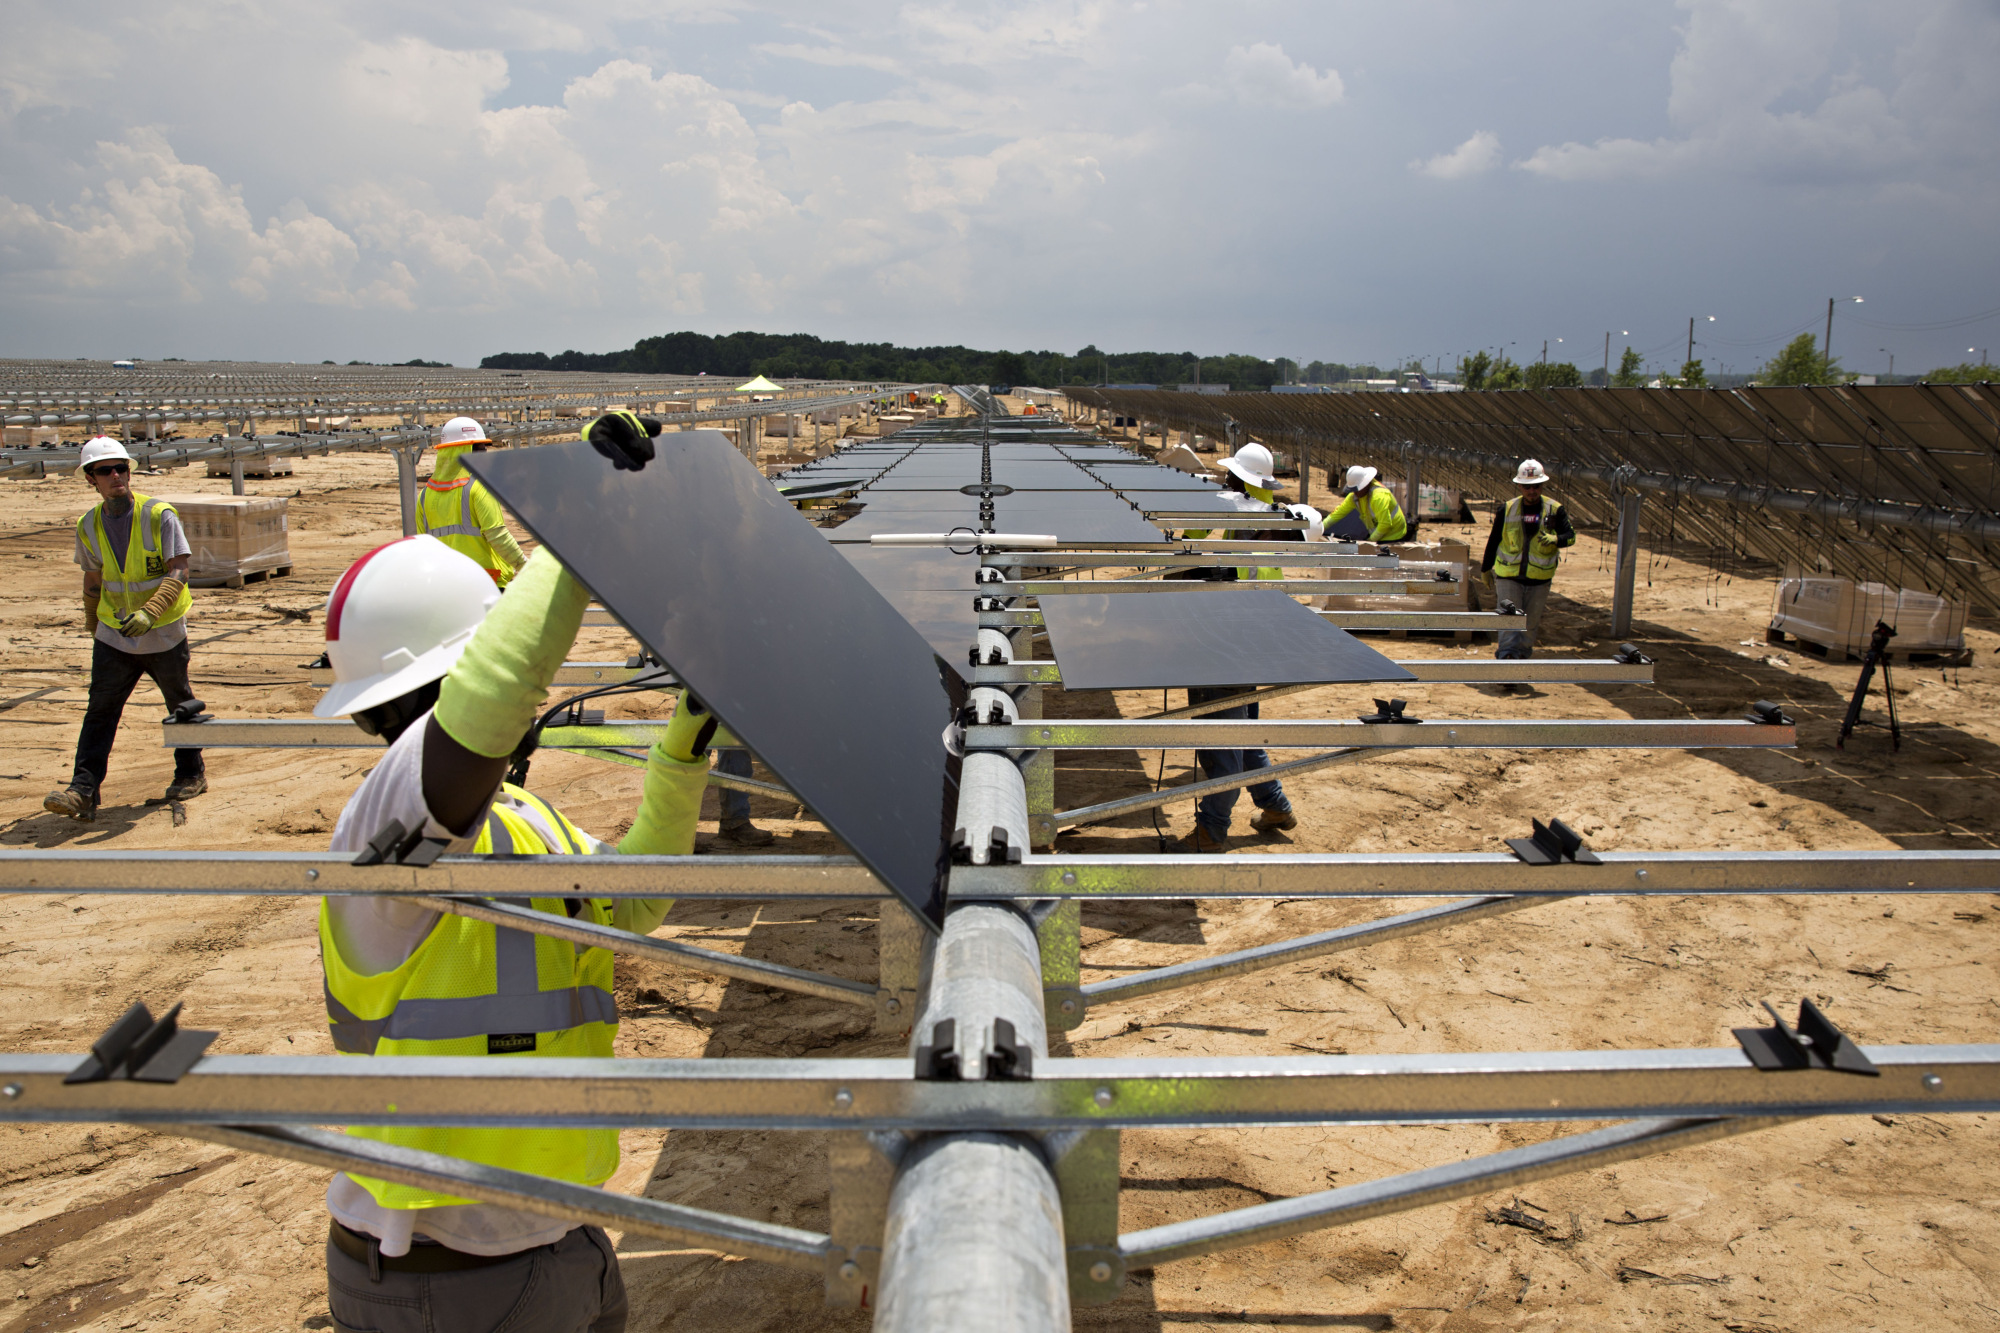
[
  {"xmin": 433, "ymin": 548, "xmax": 590, "ymax": 758},
  {"xmin": 610, "ymin": 738, "xmax": 711, "ymax": 936},
  {"xmin": 1320, "ymin": 493, "xmax": 1358, "ymax": 533}
]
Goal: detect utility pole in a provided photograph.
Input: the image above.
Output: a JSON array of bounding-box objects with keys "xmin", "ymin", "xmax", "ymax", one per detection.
[
  {"xmin": 1825, "ymin": 297, "xmax": 1861, "ymax": 378},
  {"xmin": 1604, "ymin": 332, "xmax": 1611, "ymax": 386},
  {"xmin": 1540, "ymin": 340, "xmax": 1548, "ymax": 366},
  {"xmin": 1687, "ymin": 318, "xmax": 1695, "ymax": 371}
]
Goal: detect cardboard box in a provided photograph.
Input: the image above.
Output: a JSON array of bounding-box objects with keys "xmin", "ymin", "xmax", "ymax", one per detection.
[
  {"xmin": 1770, "ymin": 576, "xmax": 1967, "ymax": 655},
  {"xmin": 154, "ymin": 494, "xmax": 290, "ymax": 584}
]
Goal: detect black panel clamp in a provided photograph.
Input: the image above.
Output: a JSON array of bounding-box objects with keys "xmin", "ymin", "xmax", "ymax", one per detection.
[
  {"xmin": 1613, "ymin": 643, "xmax": 1654, "ymax": 666},
  {"xmin": 1733, "ymin": 998, "xmax": 1879, "ymax": 1075},
  {"xmin": 1746, "ymin": 700, "xmax": 1794, "ymax": 726},
  {"xmin": 1505, "ymin": 817, "xmax": 1601, "ymax": 865},
  {"xmin": 915, "ymin": 1017, "xmax": 960, "ymax": 1080},
  {"xmin": 1357, "ymin": 698, "xmax": 1421, "ymax": 725},
  {"xmin": 986, "ymin": 1017, "xmax": 1034, "ymax": 1080},
  {"xmin": 351, "ymin": 817, "xmax": 450, "ymax": 868},
  {"xmin": 65, "ymin": 1001, "xmax": 217, "ymax": 1085},
  {"xmin": 165, "ymin": 698, "xmax": 213, "ymax": 725}
]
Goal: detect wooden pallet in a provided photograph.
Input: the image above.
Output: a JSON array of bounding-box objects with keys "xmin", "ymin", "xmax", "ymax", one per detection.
[
  {"xmin": 191, "ymin": 563, "xmax": 293, "ymax": 590},
  {"xmin": 1765, "ymin": 625, "xmax": 1972, "ymax": 667}
]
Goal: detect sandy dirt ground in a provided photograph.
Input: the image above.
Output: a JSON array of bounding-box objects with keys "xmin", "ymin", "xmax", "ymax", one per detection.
[{"xmin": 2, "ymin": 425, "xmax": 1998, "ymax": 1333}]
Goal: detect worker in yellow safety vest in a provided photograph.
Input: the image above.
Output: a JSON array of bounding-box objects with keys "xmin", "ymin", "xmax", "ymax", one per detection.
[
  {"xmin": 1320, "ymin": 465, "xmax": 1409, "ymax": 544},
  {"xmin": 1480, "ymin": 458, "xmax": 1576, "ymax": 667},
  {"xmin": 311, "ymin": 412, "xmax": 698, "ymax": 1331},
  {"xmin": 418, "ymin": 417, "xmax": 527, "ymax": 585},
  {"xmin": 45, "ymin": 437, "xmax": 205, "ymax": 821},
  {"xmin": 1168, "ymin": 440, "xmax": 1301, "ymax": 851}
]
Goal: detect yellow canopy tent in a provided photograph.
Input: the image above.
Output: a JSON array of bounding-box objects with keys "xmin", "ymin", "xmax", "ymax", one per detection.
[{"xmin": 734, "ymin": 375, "xmax": 782, "ymax": 392}]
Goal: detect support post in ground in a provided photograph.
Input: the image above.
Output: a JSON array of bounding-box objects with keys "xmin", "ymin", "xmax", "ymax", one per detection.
[
  {"xmin": 393, "ymin": 446, "xmax": 420, "ymax": 537},
  {"xmin": 874, "ymin": 710, "xmax": 1070, "ymax": 1331},
  {"xmin": 1611, "ymin": 488, "xmax": 1642, "ymax": 638},
  {"xmin": 1405, "ymin": 448, "xmax": 1420, "ymax": 528},
  {"xmin": 229, "ymin": 457, "xmax": 245, "ymax": 496}
]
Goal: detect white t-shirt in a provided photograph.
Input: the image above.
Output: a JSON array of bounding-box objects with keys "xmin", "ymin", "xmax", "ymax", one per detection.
[
  {"xmin": 324, "ymin": 711, "xmax": 598, "ymax": 1258},
  {"xmin": 74, "ymin": 499, "xmax": 191, "ymax": 655}
]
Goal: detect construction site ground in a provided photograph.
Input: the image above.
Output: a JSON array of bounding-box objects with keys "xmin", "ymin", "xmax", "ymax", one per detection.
[{"xmin": 2, "ymin": 434, "xmax": 1998, "ymax": 1333}]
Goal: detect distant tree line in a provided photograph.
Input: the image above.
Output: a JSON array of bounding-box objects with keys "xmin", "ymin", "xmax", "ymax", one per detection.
[{"xmin": 481, "ymin": 332, "xmax": 1312, "ymax": 388}]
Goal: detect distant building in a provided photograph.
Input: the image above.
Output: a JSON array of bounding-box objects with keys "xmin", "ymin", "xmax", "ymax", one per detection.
[{"xmin": 1175, "ymin": 384, "xmax": 1229, "ymax": 394}]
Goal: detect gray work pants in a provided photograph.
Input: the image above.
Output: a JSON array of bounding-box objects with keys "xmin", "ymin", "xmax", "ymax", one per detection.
[
  {"xmin": 326, "ymin": 1225, "xmax": 626, "ymax": 1333},
  {"xmin": 1493, "ymin": 578, "xmax": 1552, "ymax": 659}
]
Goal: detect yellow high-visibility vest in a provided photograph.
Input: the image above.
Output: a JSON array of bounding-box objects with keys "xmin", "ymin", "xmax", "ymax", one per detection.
[
  {"xmin": 320, "ymin": 785, "xmax": 617, "ymax": 1208},
  {"xmin": 1493, "ymin": 496, "xmax": 1565, "ymax": 581},
  {"xmin": 78, "ymin": 494, "xmax": 191, "ymax": 632}
]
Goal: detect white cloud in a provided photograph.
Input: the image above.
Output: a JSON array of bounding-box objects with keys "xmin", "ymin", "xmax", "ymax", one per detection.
[
  {"xmin": 1412, "ymin": 130, "xmax": 1500, "ymax": 179},
  {"xmin": 1516, "ymin": 0, "xmax": 1994, "ymax": 184},
  {"xmin": 1221, "ymin": 42, "xmax": 1343, "ymax": 109}
]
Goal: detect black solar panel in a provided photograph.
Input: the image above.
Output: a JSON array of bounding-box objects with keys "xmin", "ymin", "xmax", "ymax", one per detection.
[
  {"xmin": 468, "ymin": 434, "xmax": 961, "ymax": 929},
  {"xmin": 1036, "ymin": 587, "xmax": 1416, "ymax": 691}
]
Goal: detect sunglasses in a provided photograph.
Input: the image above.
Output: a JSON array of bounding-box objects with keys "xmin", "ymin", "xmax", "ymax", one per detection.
[{"xmin": 87, "ymin": 463, "xmax": 130, "ymax": 477}]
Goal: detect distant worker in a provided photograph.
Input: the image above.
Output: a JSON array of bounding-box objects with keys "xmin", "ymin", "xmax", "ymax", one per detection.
[
  {"xmin": 44, "ymin": 437, "xmax": 205, "ymax": 821},
  {"xmin": 1320, "ymin": 465, "xmax": 1408, "ymax": 544},
  {"xmin": 310, "ymin": 410, "xmax": 702, "ymax": 1333},
  {"xmin": 1171, "ymin": 440, "xmax": 1297, "ymax": 851},
  {"xmin": 1480, "ymin": 458, "xmax": 1576, "ymax": 661},
  {"xmin": 418, "ymin": 416, "xmax": 527, "ymax": 586}
]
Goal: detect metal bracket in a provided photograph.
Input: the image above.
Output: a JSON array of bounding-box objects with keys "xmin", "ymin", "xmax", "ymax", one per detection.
[
  {"xmin": 1734, "ymin": 998, "xmax": 1880, "ymax": 1075},
  {"xmin": 1357, "ymin": 698, "xmax": 1420, "ymax": 725},
  {"xmin": 1041, "ymin": 1127, "xmax": 1124, "ymax": 1303},
  {"xmin": 914, "ymin": 1017, "xmax": 961, "ymax": 1079},
  {"xmin": 970, "ymin": 626, "xmax": 1014, "ymax": 665},
  {"xmin": 873, "ymin": 900, "xmax": 929, "ymax": 1036},
  {"xmin": 960, "ymin": 687, "xmax": 1020, "ymax": 728},
  {"xmin": 1614, "ymin": 642, "xmax": 1654, "ymax": 666},
  {"xmin": 1748, "ymin": 700, "xmax": 1795, "ymax": 726},
  {"xmin": 1505, "ymin": 817, "xmax": 1600, "ymax": 866},
  {"xmin": 64, "ymin": 1001, "xmax": 216, "ymax": 1085},
  {"xmin": 826, "ymin": 1131, "xmax": 908, "ymax": 1308},
  {"xmin": 1033, "ymin": 899, "xmax": 1084, "ymax": 1029}
]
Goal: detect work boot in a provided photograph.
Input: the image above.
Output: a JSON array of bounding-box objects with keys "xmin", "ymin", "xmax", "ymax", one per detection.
[
  {"xmin": 716, "ymin": 818, "xmax": 776, "ymax": 848},
  {"xmin": 43, "ymin": 787, "xmax": 98, "ymax": 822},
  {"xmin": 164, "ymin": 773, "xmax": 208, "ymax": 801},
  {"xmin": 1171, "ymin": 825, "xmax": 1226, "ymax": 854},
  {"xmin": 1251, "ymin": 807, "xmax": 1297, "ymax": 834}
]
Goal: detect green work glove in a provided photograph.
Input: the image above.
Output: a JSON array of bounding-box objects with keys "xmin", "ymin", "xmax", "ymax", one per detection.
[
  {"xmin": 660, "ymin": 690, "xmax": 720, "ymax": 763},
  {"xmin": 118, "ymin": 608, "xmax": 156, "ymax": 636},
  {"xmin": 433, "ymin": 547, "xmax": 592, "ymax": 758}
]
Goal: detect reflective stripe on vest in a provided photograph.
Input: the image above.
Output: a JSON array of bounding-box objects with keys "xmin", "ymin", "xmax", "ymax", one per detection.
[
  {"xmin": 419, "ymin": 479, "xmax": 483, "ymax": 539},
  {"xmin": 320, "ymin": 784, "xmax": 618, "ymax": 1206},
  {"xmin": 83, "ymin": 495, "xmax": 190, "ymax": 628},
  {"xmin": 1493, "ymin": 497, "xmax": 1563, "ymax": 581}
]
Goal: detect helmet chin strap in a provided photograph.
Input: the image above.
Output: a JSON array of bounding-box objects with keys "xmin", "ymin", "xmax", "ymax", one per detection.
[{"xmin": 353, "ymin": 678, "xmax": 442, "ymax": 746}]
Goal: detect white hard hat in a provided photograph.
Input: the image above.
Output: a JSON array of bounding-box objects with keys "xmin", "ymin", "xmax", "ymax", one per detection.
[
  {"xmin": 1216, "ymin": 441, "xmax": 1278, "ymax": 489},
  {"xmin": 1345, "ymin": 465, "xmax": 1378, "ymax": 491},
  {"xmin": 438, "ymin": 416, "xmax": 488, "ymax": 450},
  {"xmin": 314, "ymin": 535, "xmax": 499, "ymax": 718},
  {"xmin": 1513, "ymin": 458, "xmax": 1551, "ymax": 486},
  {"xmin": 78, "ymin": 437, "xmax": 133, "ymax": 473}
]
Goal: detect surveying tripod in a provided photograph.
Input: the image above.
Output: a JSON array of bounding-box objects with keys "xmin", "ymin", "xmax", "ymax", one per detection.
[{"xmin": 1836, "ymin": 619, "xmax": 1900, "ymax": 750}]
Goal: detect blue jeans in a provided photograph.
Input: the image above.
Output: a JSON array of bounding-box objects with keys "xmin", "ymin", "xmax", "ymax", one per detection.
[
  {"xmin": 717, "ymin": 747, "xmax": 751, "ymax": 824},
  {"xmin": 1187, "ymin": 689, "xmax": 1290, "ymax": 838},
  {"xmin": 1493, "ymin": 578, "xmax": 1552, "ymax": 660}
]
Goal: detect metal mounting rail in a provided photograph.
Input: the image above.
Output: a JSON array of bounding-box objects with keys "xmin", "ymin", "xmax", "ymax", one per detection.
[
  {"xmin": 177, "ymin": 1124, "xmax": 831, "ymax": 1272},
  {"xmin": 1054, "ymin": 748, "xmax": 1382, "ymax": 828},
  {"xmin": 980, "ymin": 552, "xmax": 1386, "ymax": 570},
  {"xmin": 1314, "ymin": 610, "xmax": 1516, "ymax": 630},
  {"xmin": 8, "ymin": 848, "xmax": 1997, "ymax": 901},
  {"xmin": 162, "ymin": 719, "xmax": 685, "ymax": 750},
  {"xmin": 4, "ymin": 1045, "xmax": 1995, "ymax": 1129},
  {"xmin": 306, "ymin": 661, "xmax": 671, "ymax": 689},
  {"xmin": 0, "ymin": 850, "xmax": 886, "ymax": 899},
  {"xmin": 1005, "ymin": 579, "xmax": 1455, "ymax": 597},
  {"xmin": 966, "ymin": 718, "xmax": 1793, "ymax": 750},
  {"xmin": 947, "ymin": 849, "xmax": 2000, "ymax": 899}
]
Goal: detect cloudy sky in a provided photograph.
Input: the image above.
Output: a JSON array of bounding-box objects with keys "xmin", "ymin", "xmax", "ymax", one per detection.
[{"xmin": 4, "ymin": 0, "xmax": 1996, "ymax": 376}]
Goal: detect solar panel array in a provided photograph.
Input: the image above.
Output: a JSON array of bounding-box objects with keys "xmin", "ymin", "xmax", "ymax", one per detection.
[
  {"xmin": 1069, "ymin": 383, "xmax": 2000, "ymax": 614},
  {"xmin": 778, "ymin": 412, "xmax": 1311, "ymax": 662}
]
